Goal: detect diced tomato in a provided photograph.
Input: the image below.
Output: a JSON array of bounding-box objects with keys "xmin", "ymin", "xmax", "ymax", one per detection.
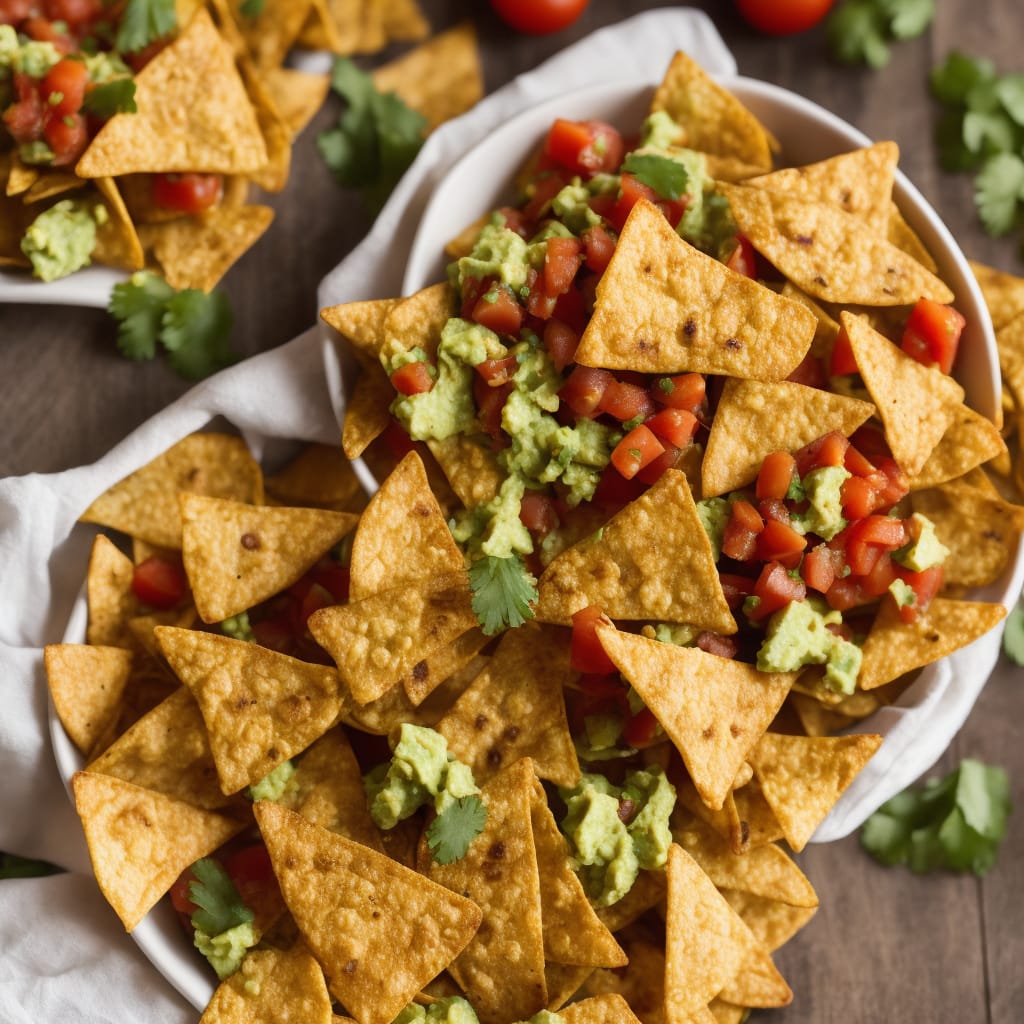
[
  {"xmin": 474, "ymin": 375, "xmax": 513, "ymax": 439},
  {"xmin": 520, "ymin": 490, "xmax": 560, "ymax": 535},
  {"xmin": 460, "ymin": 275, "xmax": 492, "ymax": 320},
  {"xmin": 559, "ymin": 365, "xmax": 614, "ymax": 418},
  {"xmin": 610, "ymin": 424, "xmax": 665, "ymax": 480},
  {"xmin": 794, "ymin": 430, "xmax": 849, "ymax": 477},
  {"xmin": 844, "ymin": 515, "xmax": 908, "ymax": 576},
  {"xmin": 635, "ymin": 443, "xmax": 680, "ymax": 485},
  {"xmin": 298, "ymin": 582, "xmax": 335, "ymax": 627},
  {"xmin": 829, "ymin": 327, "xmax": 858, "ymax": 375},
  {"xmin": 801, "ymin": 544, "xmax": 845, "ymax": 594},
  {"xmin": 650, "ymin": 372, "xmax": 706, "ymax": 413},
  {"xmin": 2, "ymin": 73, "xmax": 44, "ymax": 144},
  {"xmin": 719, "ymin": 572, "xmax": 757, "ymax": 608},
  {"xmin": 152, "ymin": 173, "xmax": 223, "ymax": 215},
  {"xmin": 786, "ymin": 350, "xmax": 828, "ymax": 389},
  {"xmin": 496, "ymin": 205, "xmax": 529, "ymax": 238},
  {"xmin": 43, "ymin": 109, "xmax": 87, "ymax": 165},
  {"xmin": 543, "ymin": 319, "xmax": 578, "ymax": 373},
  {"xmin": 843, "ymin": 443, "xmax": 876, "ymax": 478},
  {"xmin": 581, "ymin": 223, "xmax": 616, "ymax": 274},
  {"xmin": 840, "ymin": 474, "xmax": 881, "ymax": 520},
  {"xmin": 251, "ymin": 613, "xmax": 294, "ymax": 653},
  {"xmin": 722, "ymin": 500, "xmax": 764, "ymax": 562},
  {"xmin": 645, "ymin": 407, "xmax": 698, "ymax": 448},
  {"xmin": 0, "ymin": 0, "xmax": 33, "ymax": 24},
  {"xmin": 521, "ymin": 171, "xmax": 567, "ymax": 223},
  {"xmin": 525, "ymin": 268, "xmax": 557, "ymax": 320},
  {"xmin": 725, "ymin": 234, "xmax": 757, "ymax": 278},
  {"xmin": 309, "ymin": 562, "xmax": 350, "ymax": 603},
  {"xmin": 607, "ymin": 174, "xmax": 685, "ymax": 233},
  {"xmin": 41, "ymin": 58, "xmax": 88, "ymax": 118},
  {"xmin": 170, "ymin": 864, "xmax": 198, "ymax": 926},
  {"xmin": 475, "ymin": 355, "xmax": 519, "ymax": 386},
  {"xmin": 695, "ymin": 631, "xmax": 739, "ymax": 659},
  {"xmin": 755, "ymin": 518, "xmax": 808, "ymax": 565},
  {"xmin": 471, "ymin": 285, "xmax": 524, "ymax": 336},
  {"xmin": 892, "ymin": 565, "xmax": 943, "ymax": 623},
  {"xmin": 43, "ymin": 0, "xmax": 104, "ymax": 26},
  {"xmin": 380, "ymin": 419, "xmax": 416, "ymax": 461},
  {"xmin": 749, "ymin": 561, "xmax": 806, "ymax": 620},
  {"xmin": 131, "ymin": 556, "xmax": 187, "ymax": 609},
  {"xmin": 593, "ymin": 462, "xmax": 646, "ymax": 508},
  {"xmin": 901, "ymin": 298, "xmax": 965, "ymax": 375},
  {"xmin": 571, "ymin": 605, "xmax": 617, "ymax": 674},
  {"xmin": 859, "ymin": 550, "xmax": 898, "ymax": 598},
  {"xmin": 223, "ymin": 844, "xmax": 281, "ymax": 925},
  {"xmin": 850, "ymin": 424, "xmax": 890, "ymax": 459},
  {"xmin": 824, "ymin": 575, "xmax": 867, "ymax": 612},
  {"xmin": 20, "ymin": 16, "xmax": 74, "ymax": 51},
  {"xmin": 757, "ymin": 497, "xmax": 791, "ymax": 525},
  {"xmin": 756, "ymin": 451, "xmax": 797, "ymax": 501},
  {"xmin": 598, "ymin": 380, "xmax": 656, "ymax": 422},
  {"xmin": 542, "ymin": 236, "xmax": 582, "ymax": 297},
  {"xmin": 552, "ymin": 281, "xmax": 588, "ymax": 333},
  {"xmin": 623, "ymin": 707, "xmax": 659, "ymax": 747},
  {"xmin": 543, "ymin": 118, "xmax": 625, "ymax": 177},
  {"xmin": 390, "ymin": 360, "xmax": 434, "ymax": 396}
]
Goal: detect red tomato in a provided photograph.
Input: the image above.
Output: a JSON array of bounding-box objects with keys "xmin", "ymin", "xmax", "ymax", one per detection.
[
  {"xmin": 581, "ymin": 223, "xmax": 616, "ymax": 274},
  {"xmin": 570, "ymin": 605, "xmax": 617, "ymax": 674},
  {"xmin": 41, "ymin": 58, "xmax": 88, "ymax": 118},
  {"xmin": 2, "ymin": 73, "xmax": 44, "ymax": 145},
  {"xmin": 725, "ymin": 234, "xmax": 757, "ymax": 278},
  {"xmin": 593, "ymin": 462, "xmax": 646, "ymax": 509},
  {"xmin": 559, "ymin": 365, "xmax": 614, "ymax": 417},
  {"xmin": 598, "ymin": 380, "xmax": 655, "ymax": 422},
  {"xmin": 490, "ymin": 0, "xmax": 589, "ymax": 34},
  {"xmin": 43, "ymin": 109, "xmax": 87, "ymax": 166},
  {"xmin": 829, "ymin": 327, "xmax": 858, "ymax": 376},
  {"xmin": 390, "ymin": 360, "xmax": 434, "ymax": 396},
  {"xmin": 622, "ymin": 707, "xmax": 659, "ymax": 747},
  {"xmin": 801, "ymin": 544, "xmax": 845, "ymax": 594},
  {"xmin": 901, "ymin": 297, "xmax": 965, "ymax": 375},
  {"xmin": 755, "ymin": 519, "xmax": 808, "ymax": 565},
  {"xmin": 131, "ymin": 556, "xmax": 187, "ymax": 609},
  {"xmin": 721, "ymin": 500, "xmax": 764, "ymax": 562},
  {"xmin": 736, "ymin": 0, "xmax": 833, "ymax": 35},
  {"xmin": 520, "ymin": 491, "xmax": 560, "ymax": 535},
  {"xmin": 475, "ymin": 355, "xmax": 519, "ymax": 387},
  {"xmin": 610, "ymin": 425, "xmax": 664, "ymax": 480},
  {"xmin": 222, "ymin": 844, "xmax": 279, "ymax": 921},
  {"xmin": 695, "ymin": 631, "xmax": 740, "ymax": 659},
  {"xmin": 651, "ymin": 372, "xmax": 706, "ymax": 413},
  {"xmin": 756, "ymin": 451, "xmax": 797, "ymax": 501},
  {"xmin": 43, "ymin": 0, "xmax": 103, "ymax": 26},
  {"xmin": 634, "ymin": 443, "xmax": 680, "ymax": 485},
  {"xmin": 152, "ymin": 173, "xmax": 223, "ymax": 214},
  {"xmin": 646, "ymin": 408, "xmax": 698, "ymax": 448},
  {"xmin": 748, "ymin": 561, "xmax": 806, "ymax": 620},
  {"xmin": 893, "ymin": 565, "xmax": 943, "ymax": 622},
  {"xmin": 0, "ymin": 0, "xmax": 33, "ymax": 24},
  {"xmin": 472, "ymin": 286, "xmax": 524, "ymax": 336},
  {"xmin": 542, "ymin": 319, "xmax": 578, "ymax": 373},
  {"xmin": 543, "ymin": 118, "xmax": 623, "ymax": 177},
  {"xmin": 794, "ymin": 430, "xmax": 849, "ymax": 477}
]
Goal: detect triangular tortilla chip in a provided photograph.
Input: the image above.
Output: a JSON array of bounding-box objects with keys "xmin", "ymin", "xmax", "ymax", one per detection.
[
  {"xmin": 199, "ymin": 946, "xmax": 332, "ymax": 1024},
  {"xmin": 748, "ymin": 732, "xmax": 883, "ymax": 851},
  {"xmin": 349, "ymin": 451, "xmax": 464, "ymax": 602},
  {"xmin": 426, "ymin": 434, "xmax": 505, "ymax": 510},
  {"xmin": 86, "ymin": 534, "xmax": 139, "ymax": 648},
  {"xmin": 229, "ymin": 0, "xmax": 315, "ymax": 68},
  {"xmin": 842, "ymin": 312, "xmax": 965, "ymax": 476},
  {"xmin": 560, "ymin": 994, "xmax": 644, "ymax": 1024},
  {"xmin": 716, "ymin": 942, "xmax": 793, "ymax": 1009},
  {"xmin": 155, "ymin": 626, "xmax": 345, "ymax": 793},
  {"xmin": 79, "ymin": 433, "xmax": 264, "ymax": 549},
  {"xmin": 720, "ymin": 184, "xmax": 954, "ymax": 306},
  {"xmin": 437, "ymin": 622, "xmax": 579, "ymax": 788},
  {"xmin": 264, "ymin": 442, "xmax": 363, "ymax": 509},
  {"xmin": 93, "ymin": 177, "xmax": 145, "ymax": 271},
  {"xmin": 701, "ymin": 378, "xmax": 875, "ymax": 497},
  {"xmin": 888, "ymin": 203, "xmax": 937, "ymax": 272},
  {"xmin": 343, "ymin": 359, "xmax": 394, "ymax": 459},
  {"xmin": 264, "ymin": 66, "xmax": 331, "ymax": 138},
  {"xmin": 536, "ymin": 469, "xmax": 735, "ymax": 633},
  {"xmin": 254, "ymin": 801, "xmax": 481, "ymax": 1024},
  {"xmin": 45, "ymin": 643, "xmax": 132, "ymax": 756},
  {"xmin": 403, "ymin": 626, "xmax": 488, "ymax": 706},
  {"xmin": 745, "ymin": 142, "xmax": 899, "ymax": 234},
  {"xmin": 426, "ymin": 758, "xmax": 547, "ymax": 1023},
  {"xmin": 180, "ymin": 494, "xmax": 357, "ymax": 622},
  {"xmin": 72, "ymin": 770, "xmax": 244, "ymax": 930},
  {"xmin": 573, "ymin": 200, "xmax": 816, "ymax": 379},
  {"xmin": 528, "ymin": 779, "xmax": 627, "ymax": 968},
  {"xmin": 971, "ymin": 259, "xmax": 1024, "ymax": 331},
  {"xmin": 76, "ymin": 10, "xmax": 267, "ymax": 177},
  {"xmin": 721, "ymin": 889, "xmax": 817, "ymax": 953},
  {"xmin": 597, "ymin": 624, "xmax": 793, "ymax": 811},
  {"xmin": 858, "ymin": 596, "xmax": 1007, "ymax": 691},
  {"xmin": 321, "ymin": 296, "xmax": 397, "ymax": 358},
  {"xmin": 908, "ymin": 403, "xmax": 1007, "ymax": 490},
  {"xmin": 308, "ymin": 572, "xmax": 477, "ymax": 705}
]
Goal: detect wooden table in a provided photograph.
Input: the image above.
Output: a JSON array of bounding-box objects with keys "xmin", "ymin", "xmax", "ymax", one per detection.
[{"xmin": 3, "ymin": 2, "xmax": 1022, "ymax": 1021}]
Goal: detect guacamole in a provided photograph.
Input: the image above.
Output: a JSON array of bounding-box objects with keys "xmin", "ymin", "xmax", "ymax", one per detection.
[
  {"xmin": 794, "ymin": 465, "xmax": 850, "ymax": 541},
  {"xmin": 193, "ymin": 920, "xmax": 258, "ymax": 981},
  {"xmin": 220, "ymin": 611, "xmax": 254, "ymax": 642},
  {"xmin": 696, "ymin": 496, "xmax": 732, "ymax": 561},
  {"xmin": 392, "ymin": 996, "xmax": 480, "ymax": 1024},
  {"xmin": 21, "ymin": 200, "xmax": 103, "ymax": 282},
  {"xmin": 247, "ymin": 759, "xmax": 295, "ymax": 803},
  {"xmin": 894, "ymin": 512, "xmax": 949, "ymax": 572}
]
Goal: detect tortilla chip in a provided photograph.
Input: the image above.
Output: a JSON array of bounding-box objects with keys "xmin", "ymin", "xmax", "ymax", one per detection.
[
  {"xmin": 908, "ymin": 403, "xmax": 1007, "ymax": 490},
  {"xmin": 403, "ymin": 626, "xmax": 488, "ymax": 706},
  {"xmin": 536, "ymin": 469, "xmax": 735, "ymax": 632},
  {"xmin": 437, "ymin": 622, "xmax": 579, "ymax": 787},
  {"xmin": 265, "ymin": 443, "xmax": 363, "ymax": 509},
  {"xmin": 155, "ymin": 626, "xmax": 346, "ymax": 794},
  {"xmin": 598, "ymin": 624, "xmax": 793, "ymax": 811},
  {"xmin": 342, "ymin": 359, "xmax": 394, "ymax": 460},
  {"xmin": 254, "ymin": 800, "xmax": 481, "ymax": 1024},
  {"xmin": 199, "ymin": 946, "xmax": 332, "ymax": 1024},
  {"xmin": 80, "ymin": 433, "xmax": 264, "ymax": 549},
  {"xmin": 6, "ymin": 155, "xmax": 38, "ymax": 196},
  {"xmin": 721, "ymin": 889, "xmax": 817, "ymax": 952},
  {"xmin": 229, "ymin": 0, "xmax": 314, "ymax": 68},
  {"xmin": 701, "ymin": 378, "xmax": 875, "ymax": 497},
  {"xmin": 573, "ymin": 200, "xmax": 816, "ymax": 379},
  {"xmin": 971, "ymin": 260, "xmax": 1024, "ymax": 332},
  {"xmin": 560, "ymin": 994, "xmax": 644, "ymax": 1024},
  {"xmin": 382, "ymin": 282, "xmax": 455, "ymax": 364},
  {"xmin": 72, "ymin": 770, "xmax": 244, "ymax": 931},
  {"xmin": 91, "ymin": 177, "xmax": 145, "ymax": 270},
  {"xmin": 426, "ymin": 758, "xmax": 547, "ymax": 1023},
  {"xmin": 45, "ymin": 643, "xmax": 133, "ymax": 756},
  {"xmin": 788, "ymin": 691, "xmax": 855, "ymax": 738},
  {"xmin": 842, "ymin": 311, "xmax": 965, "ymax": 476},
  {"xmin": 858, "ymin": 596, "xmax": 1007, "ymax": 691},
  {"xmin": 581, "ymin": 933, "xmax": 668, "ymax": 1023},
  {"xmin": 716, "ymin": 940, "xmax": 793, "ymax": 1010},
  {"xmin": 86, "ymin": 534, "xmax": 139, "ymax": 648},
  {"xmin": 349, "ymin": 451, "xmax": 464, "ymax": 602},
  {"xmin": 371, "ymin": 22, "xmax": 482, "ymax": 131},
  {"xmin": 745, "ymin": 141, "xmax": 899, "ymax": 235},
  {"xmin": 888, "ymin": 203, "xmax": 937, "ymax": 273},
  {"xmin": 546, "ymin": 964, "xmax": 594, "ymax": 1012},
  {"xmin": 180, "ymin": 494, "xmax": 357, "ymax": 622},
  {"xmin": 264, "ymin": 66, "xmax": 331, "ymax": 138},
  {"xmin": 720, "ymin": 184, "xmax": 954, "ymax": 306},
  {"xmin": 76, "ymin": 11, "xmax": 267, "ymax": 177},
  {"xmin": 308, "ymin": 572, "xmax": 477, "ymax": 705},
  {"xmin": 650, "ymin": 51, "xmax": 775, "ymax": 175},
  {"xmin": 321, "ymin": 296, "xmax": 397, "ymax": 357},
  {"xmin": 425, "ymin": 434, "xmax": 505, "ymax": 510},
  {"xmin": 595, "ymin": 868, "xmax": 668, "ymax": 934}
]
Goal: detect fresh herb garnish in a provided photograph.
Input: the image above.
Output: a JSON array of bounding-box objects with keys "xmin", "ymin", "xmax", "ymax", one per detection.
[
  {"xmin": 860, "ymin": 758, "xmax": 1011, "ymax": 875},
  {"xmin": 115, "ymin": 0, "xmax": 177, "ymax": 54},
  {"xmin": 317, "ymin": 57, "xmax": 428, "ymax": 212},
  {"xmin": 81, "ymin": 78, "xmax": 137, "ymax": 118},
  {"xmin": 108, "ymin": 271, "xmax": 237, "ymax": 380},
  {"xmin": 239, "ymin": 0, "xmax": 266, "ymax": 16},
  {"xmin": 188, "ymin": 858, "xmax": 253, "ymax": 936},
  {"xmin": 622, "ymin": 153, "xmax": 690, "ymax": 201},
  {"xmin": 0, "ymin": 852, "xmax": 62, "ymax": 879},
  {"xmin": 826, "ymin": 0, "xmax": 935, "ymax": 69},
  {"xmin": 467, "ymin": 554, "xmax": 538, "ymax": 636},
  {"xmin": 426, "ymin": 796, "xmax": 488, "ymax": 865},
  {"xmin": 1002, "ymin": 603, "xmax": 1024, "ymax": 665}
]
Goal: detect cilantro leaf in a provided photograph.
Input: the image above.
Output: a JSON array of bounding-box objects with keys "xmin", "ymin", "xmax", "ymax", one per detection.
[
  {"xmin": 81, "ymin": 78, "xmax": 137, "ymax": 118},
  {"xmin": 116, "ymin": 0, "xmax": 177, "ymax": 54},
  {"xmin": 996, "ymin": 74, "xmax": 1024, "ymax": 127},
  {"xmin": 160, "ymin": 289, "xmax": 236, "ymax": 380},
  {"xmin": 1002, "ymin": 603, "xmax": 1024, "ymax": 665},
  {"xmin": 467, "ymin": 554, "xmax": 538, "ymax": 636},
  {"xmin": 930, "ymin": 52, "xmax": 996, "ymax": 106},
  {"xmin": 0, "ymin": 852, "xmax": 61, "ymax": 879},
  {"xmin": 826, "ymin": 1, "xmax": 892, "ymax": 69},
  {"xmin": 622, "ymin": 153, "xmax": 690, "ymax": 201},
  {"xmin": 877, "ymin": 0, "xmax": 934, "ymax": 39},
  {"xmin": 861, "ymin": 759, "xmax": 1011, "ymax": 876},
  {"xmin": 426, "ymin": 796, "xmax": 488, "ymax": 865},
  {"xmin": 189, "ymin": 858, "xmax": 254, "ymax": 936},
  {"xmin": 962, "ymin": 109, "xmax": 1019, "ymax": 157},
  {"xmin": 239, "ymin": 0, "xmax": 265, "ymax": 15},
  {"xmin": 108, "ymin": 271, "xmax": 175, "ymax": 361},
  {"xmin": 974, "ymin": 153, "xmax": 1024, "ymax": 236}
]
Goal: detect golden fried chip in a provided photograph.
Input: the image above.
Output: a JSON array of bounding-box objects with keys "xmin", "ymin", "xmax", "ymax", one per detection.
[
  {"xmin": 93, "ymin": 177, "xmax": 145, "ymax": 271},
  {"xmin": 426, "ymin": 434, "xmax": 505, "ymax": 509},
  {"xmin": 6, "ymin": 154, "xmax": 37, "ymax": 195},
  {"xmin": 971, "ymin": 260, "xmax": 1024, "ymax": 331},
  {"xmin": 381, "ymin": 282, "xmax": 454, "ymax": 364},
  {"xmin": 308, "ymin": 572, "xmax": 477, "ymax": 705},
  {"xmin": 264, "ymin": 66, "xmax": 331, "ymax": 138},
  {"xmin": 254, "ymin": 800, "xmax": 480, "ymax": 1024},
  {"xmin": 155, "ymin": 626, "xmax": 345, "ymax": 794},
  {"xmin": 72, "ymin": 770, "xmax": 244, "ymax": 931},
  {"xmin": 748, "ymin": 732, "xmax": 882, "ymax": 851},
  {"xmin": 702, "ymin": 378, "xmax": 875, "ymax": 497},
  {"xmin": 536, "ymin": 469, "xmax": 735, "ymax": 632},
  {"xmin": 546, "ymin": 964, "xmax": 594, "ymax": 1012},
  {"xmin": 229, "ymin": 0, "xmax": 314, "ymax": 68},
  {"xmin": 560, "ymin": 994, "xmax": 644, "ymax": 1024},
  {"xmin": 842, "ymin": 311, "xmax": 965, "ymax": 476},
  {"xmin": 581, "ymin": 934, "xmax": 669, "ymax": 1022},
  {"xmin": 199, "ymin": 946, "xmax": 332, "ymax": 1024},
  {"xmin": 350, "ymin": 451, "xmax": 464, "ymax": 602},
  {"xmin": 721, "ymin": 890, "xmax": 817, "ymax": 952},
  {"xmin": 598, "ymin": 624, "xmax": 793, "ymax": 811},
  {"xmin": 180, "ymin": 494, "xmax": 357, "ymax": 622},
  {"xmin": 720, "ymin": 184, "xmax": 954, "ymax": 306},
  {"xmin": 858, "ymin": 597, "xmax": 1007, "ymax": 691},
  {"xmin": 86, "ymin": 534, "xmax": 139, "ymax": 648},
  {"xmin": 343, "ymin": 359, "xmax": 395, "ymax": 459},
  {"xmin": 716, "ymin": 940, "xmax": 793, "ymax": 1010},
  {"xmin": 76, "ymin": 11, "xmax": 267, "ymax": 177},
  {"xmin": 573, "ymin": 200, "xmax": 816, "ymax": 379},
  {"xmin": 888, "ymin": 203, "xmax": 937, "ymax": 272},
  {"xmin": 238, "ymin": 58, "xmax": 292, "ymax": 193},
  {"xmin": 437, "ymin": 622, "xmax": 579, "ymax": 787},
  {"xmin": 321, "ymin": 296, "xmax": 397, "ymax": 359},
  {"xmin": 45, "ymin": 643, "xmax": 132, "ymax": 756},
  {"xmin": 908, "ymin": 403, "xmax": 1008, "ymax": 490},
  {"xmin": 265, "ymin": 443, "xmax": 363, "ymax": 509},
  {"xmin": 80, "ymin": 433, "xmax": 264, "ymax": 548},
  {"xmin": 403, "ymin": 626, "xmax": 488, "ymax": 706},
  {"xmin": 427, "ymin": 758, "xmax": 547, "ymax": 1023}
]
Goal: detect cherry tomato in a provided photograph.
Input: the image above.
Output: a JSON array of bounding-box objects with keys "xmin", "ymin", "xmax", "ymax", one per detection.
[
  {"xmin": 490, "ymin": 0, "xmax": 590, "ymax": 35},
  {"xmin": 735, "ymin": 0, "xmax": 833, "ymax": 35},
  {"xmin": 152, "ymin": 172, "xmax": 223, "ymax": 214},
  {"xmin": 131, "ymin": 556, "xmax": 187, "ymax": 609}
]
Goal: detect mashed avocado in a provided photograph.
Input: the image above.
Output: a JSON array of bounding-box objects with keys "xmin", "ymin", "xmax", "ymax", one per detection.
[
  {"xmin": 220, "ymin": 611, "xmax": 254, "ymax": 642},
  {"xmin": 793, "ymin": 465, "xmax": 851, "ymax": 541},
  {"xmin": 193, "ymin": 921, "xmax": 258, "ymax": 981},
  {"xmin": 894, "ymin": 512, "xmax": 949, "ymax": 572},
  {"xmin": 247, "ymin": 759, "xmax": 295, "ymax": 802},
  {"xmin": 696, "ymin": 496, "xmax": 732, "ymax": 561},
  {"xmin": 21, "ymin": 200, "xmax": 102, "ymax": 282},
  {"xmin": 451, "ymin": 475, "xmax": 533, "ymax": 560},
  {"xmin": 363, "ymin": 724, "xmax": 479, "ymax": 830},
  {"xmin": 0, "ymin": 27, "xmax": 61, "ymax": 78},
  {"xmin": 392, "ymin": 996, "xmax": 480, "ymax": 1024},
  {"xmin": 551, "ymin": 181, "xmax": 603, "ymax": 233},
  {"xmin": 455, "ymin": 218, "xmax": 532, "ymax": 294},
  {"xmin": 560, "ymin": 765, "xmax": 676, "ymax": 907},
  {"xmin": 756, "ymin": 597, "xmax": 862, "ymax": 695}
]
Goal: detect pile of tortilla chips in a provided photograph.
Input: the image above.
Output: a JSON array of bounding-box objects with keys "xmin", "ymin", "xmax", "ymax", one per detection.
[{"xmin": 49, "ymin": 52, "xmax": 1023, "ymax": 1024}]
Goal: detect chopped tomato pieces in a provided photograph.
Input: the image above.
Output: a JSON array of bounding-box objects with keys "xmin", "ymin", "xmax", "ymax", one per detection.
[
  {"xmin": 581, "ymin": 223, "xmax": 616, "ymax": 274},
  {"xmin": 543, "ymin": 118, "xmax": 625, "ymax": 177},
  {"xmin": 390, "ymin": 360, "xmax": 434, "ymax": 396},
  {"xmin": 634, "ymin": 443, "xmax": 680, "ymax": 485},
  {"xmin": 131, "ymin": 556, "xmax": 187, "ymax": 609},
  {"xmin": 623, "ymin": 707, "xmax": 659, "ymax": 747},
  {"xmin": 152, "ymin": 173, "xmax": 223, "ymax": 214},
  {"xmin": 801, "ymin": 544, "xmax": 845, "ymax": 594},
  {"xmin": 646, "ymin": 408, "xmax": 698, "ymax": 448},
  {"xmin": 43, "ymin": 109, "xmax": 87, "ymax": 165},
  {"xmin": 794, "ymin": 430, "xmax": 849, "ymax": 476},
  {"xmin": 519, "ymin": 490, "xmax": 560, "ymax": 535},
  {"xmin": 725, "ymin": 234, "xmax": 757, "ymax": 278},
  {"xmin": 471, "ymin": 285, "xmax": 524, "ymax": 336},
  {"xmin": 598, "ymin": 380, "xmax": 655, "ymax": 422},
  {"xmin": 695, "ymin": 631, "xmax": 739, "ymax": 659},
  {"xmin": 570, "ymin": 605, "xmax": 617, "ymax": 674},
  {"xmin": 610, "ymin": 424, "xmax": 664, "ymax": 480},
  {"xmin": 475, "ymin": 355, "xmax": 519, "ymax": 386},
  {"xmin": 755, "ymin": 518, "xmax": 807, "ymax": 565},
  {"xmin": 722, "ymin": 500, "xmax": 764, "ymax": 562},
  {"xmin": 749, "ymin": 561, "xmax": 806, "ymax": 620},
  {"xmin": 756, "ymin": 450, "xmax": 797, "ymax": 501},
  {"xmin": 893, "ymin": 565, "xmax": 943, "ymax": 622},
  {"xmin": 542, "ymin": 319, "xmax": 578, "ymax": 372},
  {"xmin": 829, "ymin": 327, "xmax": 858, "ymax": 375},
  {"xmin": 543, "ymin": 236, "xmax": 582, "ymax": 297},
  {"xmin": 651, "ymin": 372, "xmax": 706, "ymax": 413},
  {"xmin": 41, "ymin": 57, "xmax": 87, "ymax": 117},
  {"xmin": 901, "ymin": 297, "xmax": 965, "ymax": 375},
  {"xmin": 559, "ymin": 365, "xmax": 614, "ymax": 418}
]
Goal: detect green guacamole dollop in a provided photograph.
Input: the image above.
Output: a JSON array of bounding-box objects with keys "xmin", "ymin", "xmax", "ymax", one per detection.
[{"xmin": 21, "ymin": 200, "xmax": 102, "ymax": 282}]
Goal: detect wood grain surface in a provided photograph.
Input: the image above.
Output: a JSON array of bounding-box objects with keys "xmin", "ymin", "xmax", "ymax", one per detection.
[{"xmin": 2, "ymin": 3, "xmax": 1023, "ymax": 1022}]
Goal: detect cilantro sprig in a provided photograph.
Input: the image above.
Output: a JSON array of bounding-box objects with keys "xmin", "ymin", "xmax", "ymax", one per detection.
[
  {"xmin": 0, "ymin": 852, "xmax": 61, "ymax": 880},
  {"xmin": 108, "ymin": 271, "xmax": 237, "ymax": 380},
  {"xmin": 188, "ymin": 858, "xmax": 253, "ymax": 936},
  {"xmin": 622, "ymin": 153, "xmax": 690, "ymax": 202},
  {"xmin": 81, "ymin": 78, "xmax": 137, "ymax": 118},
  {"xmin": 861, "ymin": 758, "xmax": 1011, "ymax": 875},
  {"xmin": 826, "ymin": 0, "xmax": 935, "ymax": 70},
  {"xmin": 467, "ymin": 554, "xmax": 538, "ymax": 636},
  {"xmin": 317, "ymin": 58, "xmax": 428, "ymax": 213},
  {"xmin": 426, "ymin": 796, "xmax": 488, "ymax": 865},
  {"xmin": 116, "ymin": 0, "xmax": 177, "ymax": 54}
]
